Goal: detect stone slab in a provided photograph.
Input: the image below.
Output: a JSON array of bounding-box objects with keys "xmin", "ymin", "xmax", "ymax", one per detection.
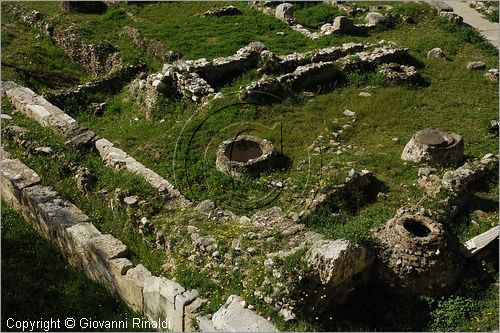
[{"xmin": 212, "ymin": 295, "xmax": 278, "ymax": 332}]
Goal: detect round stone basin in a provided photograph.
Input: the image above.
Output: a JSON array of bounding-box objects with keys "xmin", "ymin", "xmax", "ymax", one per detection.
[
  {"xmin": 216, "ymin": 135, "xmax": 276, "ymax": 178},
  {"xmin": 401, "ymin": 128, "xmax": 464, "ymax": 165}
]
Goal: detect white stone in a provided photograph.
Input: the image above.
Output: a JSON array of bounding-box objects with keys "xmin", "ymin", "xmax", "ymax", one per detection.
[
  {"xmin": 343, "ymin": 109, "xmax": 356, "ymax": 117},
  {"xmin": 212, "ymin": 295, "xmax": 278, "ymax": 332}
]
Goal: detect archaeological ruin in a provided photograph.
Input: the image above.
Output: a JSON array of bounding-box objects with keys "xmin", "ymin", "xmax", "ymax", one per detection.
[{"xmin": 1, "ymin": 1, "xmax": 498, "ymax": 332}]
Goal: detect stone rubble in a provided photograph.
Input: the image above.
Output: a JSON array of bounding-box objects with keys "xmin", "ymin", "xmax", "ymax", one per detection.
[
  {"xmin": 466, "ymin": 61, "xmax": 486, "ymax": 70},
  {"xmin": 379, "ymin": 62, "xmax": 419, "ymax": 83},
  {"xmin": 485, "ymin": 68, "xmax": 499, "ymax": 82},
  {"xmin": 201, "ymin": 5, "xmax": 243, "ymax": 17}
]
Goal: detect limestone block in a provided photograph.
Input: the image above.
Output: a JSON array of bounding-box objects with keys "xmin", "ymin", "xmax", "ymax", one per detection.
[
  {"xmin": 197, "ymin": 316, "xmax": 216, "ymax": 332},
  {"xmin": 175, "ymin": 289, "xmax": 199, "ymax": 312},
  {"xmin": 143, "ymin": 276, "xmax": 186, "ymax": 331},
  {"xmin": 275, "ymin": 3, "xmax": 294, "ymax": 21},
  {"xmin": 20, "ymin": 185, "xmax": 64, "ymax": 239},
  {"xmin": 0, "ymin": 158, "xmax": 40, "ymax": 206},
  {"xmin": 26, "ymin": 104, "xmax": 52, "ymax": 124},
  {"xmin": 62, "ymin": 222, "xmax": 102, "ymax": 270},
  {"xmin": 109, "ymin": 258, "xmax": 134, "ymax": 276},
  {"xmin": 115, "ymin": 264, "xmax": 152, "ymax": 313},
  {"xmin": 427, "ymin": 47, "xmax": 446, "ymax": 59},
  {"xmin": 95, "ymin": 138, "xmax": 115, "ymax": 157},
  {"xmin": 212, "ymin": 295, "xmax": 278, "ymax": 332},
  {"xmin": 306, "ymin": 239, "xmax": 368, "ymax": 287},
  {"xmin": 185, "ymin": 298, "xmax": 206, "ymax": 332},
  {"xmin": 333, "ymin": 16, "xmax": 355, "ymax": 33},
  {"xmin": 365, "ymin": 12, "xmax": 386, "ymax": 25}
]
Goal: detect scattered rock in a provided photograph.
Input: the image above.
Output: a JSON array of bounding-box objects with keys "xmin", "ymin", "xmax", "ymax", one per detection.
[
  {"xmin": 279, "ymin": 307, "xmax": 296, "ymax": 321},
  {"xmin": 275, "ymin": 3, "xmax": 294, "ymax": 21},
  {"xmin": 34, "ymin": 146, "xmax": 53, "ymax": 155},
  {"xmin": 427, "ymin": 48, "xmax": 446, "ymax": 60},
  {"xmin": 239, "ymin": 216, "xmax": 251, "ymax": 224},
  {"xmin": 489, "ymin": 120, "xmax": 499, "ymax": 135},
  {"xmin": 380, "ymin": 62, "xmax": 419, "ymax": 83},
  {"xmin": 466, "ymin": 61, "xmax": 486, "ymax": 70},
  {"xmin": 195, "ymin": 199, "xmax": 216, "ymax": 213},
  {"xmin": 359, "ymin": 91, "xmax": 371, "ymax": 97},
  {"xmin": 343, "ymin": 109, "xmax": 356, "ymax": 117},
  {"xmin": 123, "ymin": 195, "xmax": 140, "ymax": 206},
  {"xmin": 1, "ymin": 114, "xmax": 12, "ymax": 120},
  {"xmin": 90, "ymin": 102, "xmax": 106, "ymax": 116},
  {"xmin": 365, "ymin": 12, "xmax": 386, "ymax": 25},
  {"xmin": 439, "ymin": 11, "xmax": 463, "ymax": 24},
  {"xmin": 75, "ymin": 166, "xmax": 97, "ymax": 193},
  {"xmin": 485, "ymin": 68, "xmax": 499, "ymax": 82},
  {"xmin": 202, "ymin": 5, "xmax": 242, "ymax": 17},
  {"xmin": 402, "ymin": 15, "xmax": 415, "ymax": 24}
]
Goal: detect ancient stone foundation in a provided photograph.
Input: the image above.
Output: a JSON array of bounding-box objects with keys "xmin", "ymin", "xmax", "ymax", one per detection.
[
  {"xmin": 373, "ymin": 214, "xmax": 462, "ymax": 295},
  {"xmin": 1, "ymin": 152, "xmax": 279, "ymax": 332},
  {"xmin": 215, "ymin": 135, "xmax": 276, "ymax": 178},
  {"xmin": 401, "ymin": 128, "xmax": 464, "ymax": 165}
]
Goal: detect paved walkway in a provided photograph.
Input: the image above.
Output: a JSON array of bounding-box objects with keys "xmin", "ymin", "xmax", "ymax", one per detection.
[{"xmin": 444, "ymin": 1, "xmax": 499, "ymax": 48}]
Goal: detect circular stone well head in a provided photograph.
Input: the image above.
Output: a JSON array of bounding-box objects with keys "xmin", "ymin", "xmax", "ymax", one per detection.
[
  {"xmin": 401, "ymin": 128, "xmax": 464, "ymax": 165},
  {"xmin": 216, "ymin": 135, "xmax": 276, "ymax": 178},
  {"xmin": 373, "ymin": 214, "xmax": 462, "ymax": 295}
]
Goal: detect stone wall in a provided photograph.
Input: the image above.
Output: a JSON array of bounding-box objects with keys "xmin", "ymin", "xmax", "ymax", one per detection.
[
  {"xmin": 240, "ymin": 45, "xmax": 410, "ymax": 103},
  {"xmin": 1, "ymin": 152, "xmax": 279, "ymax": 332},
  {"xmin": 3, "ymin": 81, "xmax": 187, "ymax": 206},
  {"xmin": 2, "ymin": 82, "xmax": 280, "ymax": 331},
  {"xmin": 3, "ymin": 82, "xmax": 98, "ymax": 149},
  {"xmin": 46, "ymin": 63, "xmax": 147, "ymax": 108},
  {"xmin": 0, "ymin": 152, "xmax": 195, "ymax": 331}
]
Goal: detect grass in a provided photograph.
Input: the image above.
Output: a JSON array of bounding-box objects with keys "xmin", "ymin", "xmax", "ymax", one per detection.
[
  {"xmin": 1, "ymin": 203, "xmax": 151, "ymax": 332},
  {"xmin": 0, "ymin": 6, "xmax": 89, "ymax": 93},
  {"xmin": 1, "ymin": 1, "xmax": 499, "ymax": 331},
  {"xmin": 293, "ymin": 3, "xmax": 347, "ymax": 29}
]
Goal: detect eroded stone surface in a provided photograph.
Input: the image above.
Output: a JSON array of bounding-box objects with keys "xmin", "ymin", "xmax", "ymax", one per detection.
[
  {"xmin": 427, "ymin": 47, "xmax": 446, "ymax": 59},
  {"xmin": 373, "ymin": 214, "xmax": 461, "ymax": 295},
  {"xmin": 401, "ymin": 128, "xmax": 464, "ymax": 165},
  {"xmin": 216, "ymin": 135, "xmax": 276, "ymax": 178},
  {"xmin": 211, "ymin": 295, "xmax": 278, "ymax": 332}
]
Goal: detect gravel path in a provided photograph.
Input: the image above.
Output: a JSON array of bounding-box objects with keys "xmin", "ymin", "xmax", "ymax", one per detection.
[{"xmin": 444, "ymin": 1, "xmax": 499, "ymax": 48}]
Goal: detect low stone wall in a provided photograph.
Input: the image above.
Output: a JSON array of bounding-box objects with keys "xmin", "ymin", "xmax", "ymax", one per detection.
[
  {"xmin": 123, "ymin": 26, "xmax": 181, "ymax": 63},
  {"xmin": 3, "ymin": 81, "xmax": 188, "ymax": 206},
  {"xmin": 240, "ymin": 46, "xmax": 410, "ymax": 103},
  {"xmin": 46, "ymin": 63, "xmax": 148, "ymax": 108},
  {"xmin": 0, "ymin": 153, "xmax": 196, "ymax": 331},
  {"xmin": 3, "ymin": 82, "xmax": 98, "ymax": 149},
  {"xmin": 95, "ymin": 138, "xmax": 189, "ymax": 206},
  {"xmin": 304, "ymin": 169, "xmax": 376, "ymax": 214},
  {"xmin": 1, "ymin": 152, "xmax": 279, "ymax": 332}
]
